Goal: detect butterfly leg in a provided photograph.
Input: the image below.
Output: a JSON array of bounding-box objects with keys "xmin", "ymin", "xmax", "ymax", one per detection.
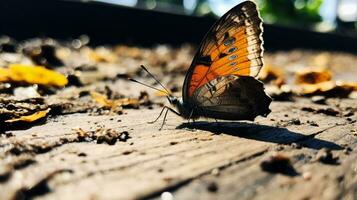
[
  {"xmin": 150, "ymin": 106, "xmax": 180, "ymax": 130},
  {"xmin": 159, "ymin": 109, "xmax": 169, "ymax": 130},
  {"xmin": 187, "ymin": 109, "xmax": 194, "ymax": 124},
  {"xmin": 148, "ymin": 106, "xmax": 167, "ymax": 124},
  {"xmin": 159, "ymin": 107, "xmax": 180, "ymax": 130}
]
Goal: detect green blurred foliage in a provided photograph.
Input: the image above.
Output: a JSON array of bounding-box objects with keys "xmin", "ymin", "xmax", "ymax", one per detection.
[
  {"xmin": 259, "ymin": 0, "xmax": 323, "ymax": 26},
  {"xmin": 139, "ymin": 0, "xmax": 324, "ymax": 27}
]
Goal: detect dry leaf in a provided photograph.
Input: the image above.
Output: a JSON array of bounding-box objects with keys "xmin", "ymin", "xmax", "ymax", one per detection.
[
  {"xmin": 0, "ymin": 68, "xmax": 10, "ymax": 82},
  {"xmin": 336, "ymin": 80, "xmax": 357, "ymax": 91},
  {"xmin": 296, "ymin": 81, "xmax": 336, "ymax": 94},
  {"xmin": 295, "ymin": 81, "xmax": 354, "ymax": 97},
  {"xmin": 154, "ymin": 90, "xmax": 170, "ymax": 97},
  {"xmin": 90, "ymin": 91, "xmax": 113, "ymax": 108},
  {"xmin": 87, "ymin": 47, "xmax": 118, "ymax": 63},
  {"xmin": 90, "ymin": 91, "xmax": 139, "ymax": 109},
  {"xmin": 295, "ymin": 68, "xmax": 332, "ymax": 85},
  {"xmin": 0, "ymin": 64, "xmax": 68, "ymax": 87},
  {"xmin": 5, "ymin": 108, "xmax": 50, "ymax": 123},
  {"xmin": 259, "ymin": 65, "xmax": 285, "ymax": 87}
]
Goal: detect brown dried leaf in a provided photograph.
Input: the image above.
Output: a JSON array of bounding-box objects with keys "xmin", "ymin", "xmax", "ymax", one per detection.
[
  {"xmin": 295, "ymin": 80, "xmax": 354, "ymax": 97},
  {"xmin": 295, "ymin": 68, "xmax": 332, "ymax": 85}
]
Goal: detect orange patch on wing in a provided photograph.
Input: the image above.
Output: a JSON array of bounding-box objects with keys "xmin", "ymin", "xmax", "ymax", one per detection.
[
  {"xmin": 189, "ymin": 65, "xmax": 209, "ymax": 96},
  {"xmin": 208, "ymin": 28, "xmax": 246, "ymax": 61},
  {"xmin": 189, "ymin": 28, "xmax": 254, "ymax": 96}
]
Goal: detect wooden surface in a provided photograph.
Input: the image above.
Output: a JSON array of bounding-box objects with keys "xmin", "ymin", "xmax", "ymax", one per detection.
[{"xmin": 1, "ymin": 96, "xmax": 356, "ymax": 200}]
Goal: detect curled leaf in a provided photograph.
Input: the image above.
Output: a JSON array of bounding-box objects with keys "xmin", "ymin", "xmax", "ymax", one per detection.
[{"xmin": 5, "ymin": 108, "xmax": 50, "ymax": 123}]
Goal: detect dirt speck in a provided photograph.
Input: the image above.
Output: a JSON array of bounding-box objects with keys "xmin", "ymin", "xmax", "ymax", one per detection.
[
  {"xmin": 78, "ymin": 152, "xmax": 87, "ymax": 157},
  {"xmin": 170, "ymin": 141, "xmax": 178, "ymax": 145},
  {"xmin": 260, "ymin": 153, "xmax": 298, "ymax": 176},
  {"xmin": 207, "ymin": 181, "xmax": 219, "ymax": 192},
  {"xmin": 315, "ymin": 148, "xmax": 339, "ymax": 165}
]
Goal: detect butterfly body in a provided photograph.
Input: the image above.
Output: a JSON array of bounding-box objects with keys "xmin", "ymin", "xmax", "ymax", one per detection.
[
  {"xmin": 169, "ymin": 75, "xmax": 271, "ymax": 121},
  {"xmin": 135, "ymin": 1, "xmax": 271, "ymax": 128}
]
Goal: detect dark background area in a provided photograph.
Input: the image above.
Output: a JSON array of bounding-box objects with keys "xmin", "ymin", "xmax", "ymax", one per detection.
[{"xmin": 1, "ymin": 0, "xmax": 357, "ymax": 52}]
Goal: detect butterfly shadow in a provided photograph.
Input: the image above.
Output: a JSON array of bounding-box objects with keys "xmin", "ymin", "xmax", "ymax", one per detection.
[{"xmin": 176, "ymin": 121, "xmax": 342, "ymax": 151}]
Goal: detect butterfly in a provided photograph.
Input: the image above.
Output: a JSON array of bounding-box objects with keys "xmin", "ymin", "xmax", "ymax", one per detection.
[{"xmin": 131, "ymin": 0, "xmax": 271, "ymax": 129}]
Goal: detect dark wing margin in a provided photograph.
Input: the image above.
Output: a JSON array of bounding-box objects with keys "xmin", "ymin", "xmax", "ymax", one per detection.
[{"xmin": 182, "ymin": 0, "xmax": 264, "ymax": 103}]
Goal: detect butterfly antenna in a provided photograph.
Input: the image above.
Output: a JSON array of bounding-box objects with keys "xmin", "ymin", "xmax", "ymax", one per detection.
[
  {"xmin": 140, "ymin": 65, "xmax": 171, "ymax": 95},
  {"xmin": 128, "ymin": 78, "xmax": 169, "ymax": 95}
]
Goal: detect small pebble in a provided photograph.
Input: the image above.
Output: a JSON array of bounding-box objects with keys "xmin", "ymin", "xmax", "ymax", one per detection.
[
  {"xmin": 303, "ymin": 171, "xmax": 312, "ymax": 180},
  {"xmin": 161, "ymin": 192, "xmax": 173, "ymax": 200},
  {"xmin": 211, "ymin": 168, "xmax": 220, "ymax": 176},
  {"xmin": 311, "ymin": 96, "xmax": 326, "ymax": 104},
  {"xmin": 291, "ymin": 143, "xmax": 302, "ymax": 149}
]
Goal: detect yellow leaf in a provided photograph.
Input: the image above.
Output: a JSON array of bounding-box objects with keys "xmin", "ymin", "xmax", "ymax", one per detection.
[
  {"xmin": 87, "ymin": 48, "xmax": 118, "ymax": 63},
  {"xmin": 115, "ymin": 98, "xmax": 139, "ymax": 107},
  {"xmin": 5, "ymin": 108, "xmax": 50, "ymax": 123},
  {"xmin": 90, "ymin": 91, "xmax": 139, "ymax": 109},
  {"xmin": 154, "ymin": 90, "xmax": 169, "ymax": 97},
  {"xmin": 0, "ymin": 68, "xmax": 10, "ymax": 82},
  {"xmin": 1, "ymin": 64, "xmax": 68, "ymax": 87},
  {"xmin": 90, "ymin": 91, "xmax": 114, "ymax": 108}
]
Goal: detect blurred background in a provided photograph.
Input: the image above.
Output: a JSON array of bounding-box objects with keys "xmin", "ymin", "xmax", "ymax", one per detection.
[
  {"xmin": 1, "ymin": 0, "xmax": 357, "ymax": 51},
  {"xmin": 91, "ymin": 0, "xmax": 357, "ymax": 36}
]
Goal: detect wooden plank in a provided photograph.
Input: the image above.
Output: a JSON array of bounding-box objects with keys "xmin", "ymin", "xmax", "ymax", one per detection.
[{"xmin": 1, "ymin": 97, "xmax": 356, "ymax": 200}]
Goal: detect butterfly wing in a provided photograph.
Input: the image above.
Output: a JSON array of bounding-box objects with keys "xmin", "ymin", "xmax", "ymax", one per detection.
[
  {"xmin": 183, "ymin": 1, "xmax": 264, "ymax": 103},
  {"xmin": 191, "ymin": 75, "xmax": 271, "ymax": 120}
]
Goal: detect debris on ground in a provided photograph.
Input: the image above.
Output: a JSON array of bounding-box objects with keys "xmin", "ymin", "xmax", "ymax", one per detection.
[
  {"xmin": 260, "ymin": 152, "xmax": 298, "ymax": 176},
  {"xmin": 315, "ymin": 148, "xmax": 339, "ymax": 165},
  {"xmin": 0, "ymin": 36, "xmax": 357, "ymax": 200}
]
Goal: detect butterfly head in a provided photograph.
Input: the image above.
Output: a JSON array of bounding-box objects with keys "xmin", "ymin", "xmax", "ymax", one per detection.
[{"xmin": 167, "ymin": 96, "xmax": 193, "ymax": 119}]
